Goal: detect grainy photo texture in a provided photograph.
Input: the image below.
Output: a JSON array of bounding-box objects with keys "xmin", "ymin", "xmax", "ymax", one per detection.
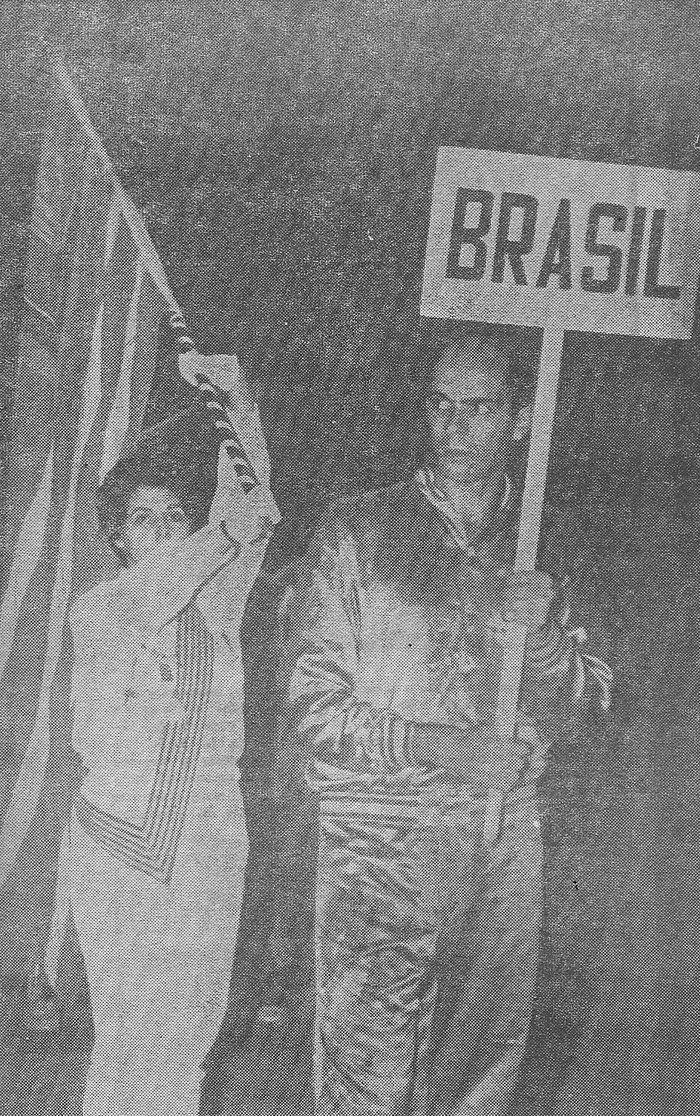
[{"xmin": 1, "ymin": 4, "xmax": 700, "ymax": 1116}]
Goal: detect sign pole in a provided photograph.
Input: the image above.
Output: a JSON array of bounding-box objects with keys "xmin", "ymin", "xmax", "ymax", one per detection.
[{"xmin": 483, "ymin": 324, "xmax": 566, "ymax": 846}]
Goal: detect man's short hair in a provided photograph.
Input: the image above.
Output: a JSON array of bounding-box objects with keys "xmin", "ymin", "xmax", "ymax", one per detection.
[
  {"xmin": 425, "ymin": 325, "xmax": 536, "ymax": 408},
  {"xmin": 96, "ymin": 453, "xmax": 209, "ymax": 541},
  {"xmin": 397, "ymin": 324, "xmax": 537, "ymax": 470}
]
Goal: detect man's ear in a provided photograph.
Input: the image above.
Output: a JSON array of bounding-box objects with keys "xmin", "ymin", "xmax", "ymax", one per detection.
[{"xmin": 513, "ymin": 402, "xmax": 533, "ymax": 443}]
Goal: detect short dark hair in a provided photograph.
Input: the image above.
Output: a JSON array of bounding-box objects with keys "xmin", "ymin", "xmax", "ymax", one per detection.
[
  {"xmin": 424, "ymin": 324, "xmax": 535, "ymax": 408},
  {"xmin": 96, "ymin": 453, "xmax": 208, "ymax": 541}
]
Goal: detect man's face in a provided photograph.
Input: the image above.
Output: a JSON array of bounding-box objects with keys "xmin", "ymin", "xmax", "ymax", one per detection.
[
  {"xmin": 426, "ymin": 341, "xmax": 524, "ymax": 484},
  {"xmin": 113, "ymin": 486, "xmax": 192, "ymax": 567}
]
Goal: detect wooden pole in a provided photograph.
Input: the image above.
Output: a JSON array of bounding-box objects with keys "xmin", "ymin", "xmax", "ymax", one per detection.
[{"xmin": 483, "ymin": 325, "xmax": 566, "ymax": 846}]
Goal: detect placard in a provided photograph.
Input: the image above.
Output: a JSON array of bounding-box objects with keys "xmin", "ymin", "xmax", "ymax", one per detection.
[{"xmin": 421, "ymin": 148, "xmax": 700, "ymax": 339}]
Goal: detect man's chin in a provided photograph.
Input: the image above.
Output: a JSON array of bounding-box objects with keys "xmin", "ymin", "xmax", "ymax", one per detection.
[{"xmin": 438, "ymin": 453, "xmax": 483, "ymax": 481}]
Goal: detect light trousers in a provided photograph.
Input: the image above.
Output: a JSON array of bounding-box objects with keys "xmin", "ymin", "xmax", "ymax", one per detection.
[{"xmin": 47, "ymin": 791, "xmax": 246, "ymax": 1116}]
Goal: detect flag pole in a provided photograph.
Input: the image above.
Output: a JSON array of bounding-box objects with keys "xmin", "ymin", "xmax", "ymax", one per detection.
[
  {"xmin": 483, "ymin": 324, "xmax": 565, "ymax": 846},
  {"xmin": 52, "ymin": 57, "xmax": 260, "ymax": 492}
]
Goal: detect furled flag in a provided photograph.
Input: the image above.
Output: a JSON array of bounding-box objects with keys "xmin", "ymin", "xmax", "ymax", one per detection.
[{"xmin": 0, "ymin": 55, "xmax": 260, "ymax": 939}]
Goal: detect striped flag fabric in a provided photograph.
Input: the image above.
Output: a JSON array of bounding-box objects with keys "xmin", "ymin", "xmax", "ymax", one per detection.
[{"xmin": 0, "ymin": 59, "xmax": 257, "ymax": 914}]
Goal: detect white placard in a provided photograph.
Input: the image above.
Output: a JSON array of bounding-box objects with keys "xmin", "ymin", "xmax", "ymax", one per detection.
[{"xmin": 421, "ymin": 148, "xmax": 700, "ymax": 339}]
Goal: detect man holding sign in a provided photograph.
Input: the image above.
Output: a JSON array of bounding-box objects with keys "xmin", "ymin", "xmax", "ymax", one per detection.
[
  {"xmin": 279, "ymin": 325, "xmax": 610, "ymax": 1116},
  {"xmin": 270, "ymin": 145, "xmax": 700, "ymax": 1114}
]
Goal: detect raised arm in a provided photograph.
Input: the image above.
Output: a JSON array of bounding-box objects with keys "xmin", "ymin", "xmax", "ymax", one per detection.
[{"xmin": 176, "ymin": 349, "xmax": 279, "ymax": 546}]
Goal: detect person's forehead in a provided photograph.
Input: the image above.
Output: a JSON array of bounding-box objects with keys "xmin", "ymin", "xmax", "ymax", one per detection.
[
  {"xmin": 431, "ymin": 342, "xmax": 512, "ymax": 398},
  {"xmin": 126, "ymin": 486, "xmax": 182, "ymax": 513}
]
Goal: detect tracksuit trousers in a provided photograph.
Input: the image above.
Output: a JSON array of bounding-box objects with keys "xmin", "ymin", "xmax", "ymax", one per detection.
[
  {"xmin": 46, "ymin": 793, "xmax": 246, "ymax": 1116},
  {"xmin": 314, "ymin": 788, "xmax": 543, "ymax": 1116}
]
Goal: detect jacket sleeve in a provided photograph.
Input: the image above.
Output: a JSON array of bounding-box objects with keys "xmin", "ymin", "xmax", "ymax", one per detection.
[
  {"xmin": 520, "ymin": 574, "xmax": 613, "ymax": 743},
  {"xmin": 279, "ymin": 513, "xmax": 418, "ymax": 790},
  {"xmin": 208, "ymin": 439, "xmax": 280, "ymax": 545}
]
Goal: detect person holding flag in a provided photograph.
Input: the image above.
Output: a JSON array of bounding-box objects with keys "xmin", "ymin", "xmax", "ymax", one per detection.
[
  {"xmin": 275, "ymin": 327, "xmax": 611, "ymax": 1116},
  {"xmin": 43, "ymin": 346, "xmax": 279, "ymax": 1116},
  {"xmin": 0, "ymin": 58, "xmax": 280, "ymax": 1115}
]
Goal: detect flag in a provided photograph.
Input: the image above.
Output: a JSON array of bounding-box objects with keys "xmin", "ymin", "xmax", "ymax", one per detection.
[{"xmin": 0, "ymin": 59, "xmax": 257, "ymax": 909}]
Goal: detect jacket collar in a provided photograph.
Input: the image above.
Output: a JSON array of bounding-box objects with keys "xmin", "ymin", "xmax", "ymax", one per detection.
[{"xmin": 413, "ymin": 468, "xmax": 515, "ymax": 558}]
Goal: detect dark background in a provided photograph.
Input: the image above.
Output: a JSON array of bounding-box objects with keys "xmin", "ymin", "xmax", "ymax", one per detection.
[{"xmin": 2, "ymin": 1, "xmax": 700, "ymax": 1113}]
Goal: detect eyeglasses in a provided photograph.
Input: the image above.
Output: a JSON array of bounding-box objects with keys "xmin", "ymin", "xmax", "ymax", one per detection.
[{"xmin": 427, "ymin": 391, "xmax": 510, "ymax": 420}]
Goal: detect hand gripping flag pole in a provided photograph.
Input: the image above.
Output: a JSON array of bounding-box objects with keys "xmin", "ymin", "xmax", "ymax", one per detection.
[{"xmin": 166, "ymin": 310, "xmax": 260, "ymax": 494}]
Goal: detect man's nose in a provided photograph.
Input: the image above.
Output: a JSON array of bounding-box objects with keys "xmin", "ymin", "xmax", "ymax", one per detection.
[{"xmin": 448, "ymin": 407, "xmax": 473, "ymax": 437}]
